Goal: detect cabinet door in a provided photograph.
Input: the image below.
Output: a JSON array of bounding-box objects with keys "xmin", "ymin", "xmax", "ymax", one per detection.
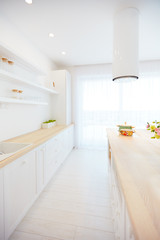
[
  {"xmin": 60, "ymin": 126, "xmax": 74, "ymax": 160},
  {"xmin": 45, "ymin": 136, "xmax": 61, "ymax": 182},
  {"xmin": 0, "ymin": 169, "xmax": 4, "ymax": 240},
  {"xmin": 50, "ymin": 70, "xmax": 71, "ymax": 125},
  {"xmin": 36, "ymin": 145, "xmax": 46, "ymax": 194},
  {"xmin": 65, "ymin": 126, "xmax": 74, "ymax": 156},
  {"xmin": 60, "ymin": 130, "xmax": 68, "ymax": 161},
  {"xmin": 4, "ymin": 151, "xmax": 36, "ymax": 239},
  {"xmin": 65, "ymin": 71, "xmax": 71, "ymax": 125},
  {"xmin": 68, "ymin": 125, "xmax": 74, "ymax": 152},
  {"xmin": 125, "ymin": 209, "xmax": 135, "ymax": 240}
]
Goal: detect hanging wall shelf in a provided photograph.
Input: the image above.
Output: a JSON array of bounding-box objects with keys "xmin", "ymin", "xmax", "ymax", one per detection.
[
  {"xmin": 0, "ymin": 97, "xmax": 48, "ymax": 105},
  {"xmin": 0, "ymin": 69, "xmax": 58, "ymax": 95}
]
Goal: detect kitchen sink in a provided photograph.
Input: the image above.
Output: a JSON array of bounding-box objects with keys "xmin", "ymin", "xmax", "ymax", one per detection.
[{"xmin": 0, "ymin": 142, "xmax": 31, "ymax": 162}]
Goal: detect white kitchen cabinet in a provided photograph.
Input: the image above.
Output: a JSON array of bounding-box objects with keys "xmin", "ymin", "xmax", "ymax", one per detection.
[
  {"xmin": 0, "ymin": 169, "xmax": 4, "ymax": 240},
  {"xmin": 45, "ymin": 134, "xmax": 61, "ymax": 183},
  {"xmin": 67, "ymin": 125, "xmax": 74, "ymax": 152},
  {"xmin": 50, "ymin": 70, "xmax": 71, "ymax": 125},
  {"xmin": 45, "ymin": 125, "xmax": 74, "ymax": 183},
  {"xmin": 4, "ymin": 151, "xmax": 36, "ymax": 240},
  {"xmin": 125, "ymin": 210, "xmax": 135, "ymax": 240},
  {"xmin": 1, "ymin": 125, "xmax": 74, "ymax": 240},
  {"xmin": 110, "ymin": 154, "xmax": 135, "ymax": 240},
  {"xmin": 36, "ymin": 144, "xmax": 46, "ymax": 194},
  {"xmin": 59, "ymin": 125, "xmax": 74, "ymax": 162}
]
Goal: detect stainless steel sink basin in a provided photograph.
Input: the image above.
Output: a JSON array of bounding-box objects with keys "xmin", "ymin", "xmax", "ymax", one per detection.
[{"xmin": 0, "ymin": 142, "xmax": 31, "ymax": 162}]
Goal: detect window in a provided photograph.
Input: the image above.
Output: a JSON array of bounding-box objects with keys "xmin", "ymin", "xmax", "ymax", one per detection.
[{"xmin": 73, "ymin": 62, "xmax": 160, "ymax": 149}]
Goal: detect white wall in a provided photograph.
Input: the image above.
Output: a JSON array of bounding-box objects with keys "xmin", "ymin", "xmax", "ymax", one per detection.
[
  {"xmin": 0, "ymin": 15, "xmax": 57, "ymax": 72},
  {"xmin": 0, "ymin": 79, "xmax": 52, "ymax": 141},
  {"xmin": 0, "ymin": 15, "xmax": 56, "ymax": 141}
]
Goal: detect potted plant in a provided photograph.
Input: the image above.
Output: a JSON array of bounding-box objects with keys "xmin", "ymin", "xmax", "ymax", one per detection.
[{"xmin": 41, "ymin": 120, "xmax": 56, "ymax": 129}]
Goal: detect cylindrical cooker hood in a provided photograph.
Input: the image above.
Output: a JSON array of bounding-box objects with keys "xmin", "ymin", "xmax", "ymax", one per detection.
[{"xmin": 112, "ymin": 7, "xmax": 139, "ymax": 82}]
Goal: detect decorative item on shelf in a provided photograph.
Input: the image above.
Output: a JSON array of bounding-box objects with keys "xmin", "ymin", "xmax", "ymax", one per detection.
[
  {"xmin": 12, "ymin": 89, "xmax": 23, "ymax": 99},
  {"xmin": 146, "ymin": 120, "xmax": 160, "ymax": 139},
  {"xmin": 18, "ymin": 90, "xmax": 23, "ymax": 99},
  {"xmin": 1, "ymin": 57, "xmax": 8, "ymax": 63},
  {"xmin": 41, "ymin": 120, "xmax": 56, "ymax": 129},
  {"xmin": 53, "ymin": 81, "xmax": 55, "ymax": 88},
  {"xmin": 1, "ymin": 57, "xmax": 8, "ymax": 70},
  {"xmin": 8, "ymin": 60, "xmax": 14, "ymax": 72},
  {"xmin": 0, "ymin": 56, "xmax": 15, "ymax": 72},
  {"xmin": 8, "ymin": 60, "xmax": 14, "ymax": 65},
  {"xmin": 117, "ymin": 122, "xmax": 135, "ymax": 136},
  {"xmin": 12, "ymin": 89, "xmax": 18, "ymax": 98}
]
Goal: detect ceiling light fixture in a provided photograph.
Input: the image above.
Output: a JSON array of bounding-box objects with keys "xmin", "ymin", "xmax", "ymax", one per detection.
[
  {"xmin": 112, "ymin": 7, "xmax": 139, "ymax": 82},
  {"xmin": 61, "ymin": 51, "xmax": 66, "ymax": 55},
  {"xmin": 48, "ymin": 33, "xmax": 54, "ymax": 38},
  {"xmin": 25, "ymin": 0, "xmax": 32, "ymax": 4}
]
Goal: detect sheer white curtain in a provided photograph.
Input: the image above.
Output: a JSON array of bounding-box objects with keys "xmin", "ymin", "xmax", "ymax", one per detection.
[{"xmin": 71, "ymin": 61, "xmax": 160, "ymax": 149}]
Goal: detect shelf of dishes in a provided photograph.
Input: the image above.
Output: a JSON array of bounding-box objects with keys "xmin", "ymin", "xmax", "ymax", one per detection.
[
  {"xmin": 0, "ymin": 97, "xmax": 48, "ymax": 105},
  {"xmin": 0, "ymin": 69, "xmax": 58, "ymax": 95}
]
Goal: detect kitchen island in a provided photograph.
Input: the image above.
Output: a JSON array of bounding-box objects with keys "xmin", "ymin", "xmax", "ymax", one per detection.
[{"xmin": 107, "ymin": 129, "xmax": 160, "ymax": 240}]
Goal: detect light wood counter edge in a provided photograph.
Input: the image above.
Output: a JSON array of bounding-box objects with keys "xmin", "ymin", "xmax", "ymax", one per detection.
[
  {"xmin": 107, "ymin": 129, "xmax": 160, "ymax": 240},
  {"xmin": 115, "ymin": 156, "xmax": 159, "ymax": 240},
  {"xmin": 0, "ymin": 124, "xmax": 74, "ymax": 169}
]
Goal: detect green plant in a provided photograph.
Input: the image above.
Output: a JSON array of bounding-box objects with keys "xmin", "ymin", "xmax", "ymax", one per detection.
[{"xmin": 43, "ymin": 120, "xmax": 56, "ymax": 124}]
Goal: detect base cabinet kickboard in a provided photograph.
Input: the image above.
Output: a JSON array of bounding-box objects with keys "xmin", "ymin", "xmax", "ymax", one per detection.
[{"xmin": 0, "ymin": 125, "xmax": 74, "ymax": 240}]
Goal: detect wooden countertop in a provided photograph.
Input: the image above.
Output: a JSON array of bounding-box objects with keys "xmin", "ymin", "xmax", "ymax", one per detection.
[
  {"xmin": 107, "ymin": 129, "xmax": 160, "ymax": 240},
  {"xmin": 0, "ymin": 124, "xmax": 73, "ymax": 169}
]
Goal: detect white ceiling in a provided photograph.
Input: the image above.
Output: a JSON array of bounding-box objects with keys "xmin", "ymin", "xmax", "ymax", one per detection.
[{"xmin": 0, "ymin": 0, "xmax": 160, "ymax": 67}]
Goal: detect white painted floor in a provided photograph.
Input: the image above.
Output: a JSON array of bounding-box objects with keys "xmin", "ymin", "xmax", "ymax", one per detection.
[{"xmin": 10, "ymin": 149, "xmax": 114, "ymax": 240}]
